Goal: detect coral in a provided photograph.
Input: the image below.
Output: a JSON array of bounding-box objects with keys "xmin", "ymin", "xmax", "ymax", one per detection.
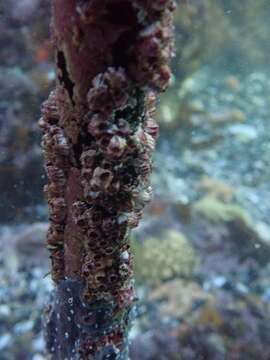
[
  {"xmin": 193, "ymin": 196, "xmax": 251, "ymax": 225},
  {"xmin": 195, "ymin": 176, "xmax": 235, "ymax": 202},
  {"xmin": 132, "ymin": 230, "xmax": 198, "ymax": 285},
  {"xmin": 176, "ymin": 293, "xmax": 270, "ymax": 360},
  {"xmin": 130, "ymin": 290, "xmax": 270, "ymax": 360},
  {"xmin": 149, "ymin": 279, "xmax": 213, "ymax": 319},
  {"xmin": 40, "ymin": 0, "xmax": 176, "ymax": 358},
  {"xmin": 192, "ymin": 196, "xmax": 270, "ymax": 265}
]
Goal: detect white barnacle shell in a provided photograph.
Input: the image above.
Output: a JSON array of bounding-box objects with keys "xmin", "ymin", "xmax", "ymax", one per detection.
[
  {"xmin": 144, "ymin": 132, "xmax": 156, "ymax": 152},
  {"xmin": 141, "ymin": 185, "xmax": 153, "ymax": 203},
  {"xmin": 121, "ymin": 250, "xmax": 129, "ymax": 261},
  {"xmin": 117, "ymin": 213, "xmax": 129, "ymax": 224},
  {"xmin": 132, "ymin": 185, "xmax": 153, "ymax": 207}
]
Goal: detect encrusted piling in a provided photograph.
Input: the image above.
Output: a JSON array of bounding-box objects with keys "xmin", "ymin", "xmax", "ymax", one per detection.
[{"xmin": 40, "ymin": 1, "xmax": 175, "ymax": 358}]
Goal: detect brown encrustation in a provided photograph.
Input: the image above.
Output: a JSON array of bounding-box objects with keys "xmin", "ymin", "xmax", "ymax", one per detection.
[{"xmin": 40, "ymin": 1, "xmax": 175, "ymax": 358}]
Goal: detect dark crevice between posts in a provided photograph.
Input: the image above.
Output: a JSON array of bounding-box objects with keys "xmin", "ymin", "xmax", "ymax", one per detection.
[
  {"xmin": 57, "ymin": 50, "xmax": 75, "ymax": 104},
  {"xmin": 40, "ymin": 0, "xmax": 176, "ymax": 359}
]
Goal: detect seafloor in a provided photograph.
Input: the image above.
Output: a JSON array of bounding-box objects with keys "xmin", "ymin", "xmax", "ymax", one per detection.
[{"xmin": 1, "ymin": 66, "xmax": 270, "ymax": 359}]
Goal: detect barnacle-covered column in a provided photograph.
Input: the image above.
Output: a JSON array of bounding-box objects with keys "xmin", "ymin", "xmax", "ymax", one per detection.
[{"xmin": 40, "ymin": 1, "xmax": 175, "ymax": 359}]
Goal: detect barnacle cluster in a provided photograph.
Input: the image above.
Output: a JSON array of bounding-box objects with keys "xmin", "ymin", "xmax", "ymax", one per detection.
[
  {"xmin": 39, "ymin": 90, "xmax": 70, "ymax": 283},
  {"xmin": 41, "ymin": 0, "xmax": 175, "ymax": 358},
  {"xmin": 131, "ymin": 0, "xmax": 176, "ymax": 90}
]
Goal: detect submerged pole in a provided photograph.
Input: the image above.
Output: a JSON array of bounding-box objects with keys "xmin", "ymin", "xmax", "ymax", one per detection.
[{"xmin": 40, "ymin": 0, "xmax": 175, "ymax": 358}]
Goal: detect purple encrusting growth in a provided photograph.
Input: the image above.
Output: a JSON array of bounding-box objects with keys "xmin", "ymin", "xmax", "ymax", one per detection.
[
  {"xmin": 45, "ymin": 279, "xmax": 130, "ymax": 359},
  {"xmin": 40, "ymin": 0, "xmax": 175, "ymax": 358}
]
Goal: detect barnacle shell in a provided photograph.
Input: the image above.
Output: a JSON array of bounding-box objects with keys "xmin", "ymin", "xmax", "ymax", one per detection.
[
  {"xmin": 145, "ymin": 118, "xmax": 159, "ymax": 139},
  {"xmin": 90, "ymin": 167, "xmax": 114, "ymax": 191}
]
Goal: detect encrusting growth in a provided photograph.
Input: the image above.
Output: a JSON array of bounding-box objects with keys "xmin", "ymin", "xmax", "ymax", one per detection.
[{"xmin": 39, "ymin": 0, "xmax": 175, "ymax": 358}]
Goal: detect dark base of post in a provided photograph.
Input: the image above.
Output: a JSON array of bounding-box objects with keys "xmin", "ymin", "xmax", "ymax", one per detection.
[{"xmin": 45, "ymin": 279, "xmax": 133, "ymax": 359}]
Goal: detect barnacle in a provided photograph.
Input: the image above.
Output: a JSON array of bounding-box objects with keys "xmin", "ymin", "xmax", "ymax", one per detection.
[
  {"xmin": 80, "ymin": 149, "xmax": 97, "ymax": 168},
  {"xmin": 87, "ymin": 113, "xmax": 109, "ymax": 138},
  {"xmin": 145, "ymin": 117, "xmax": 159, "ymax": 139},
  {"xmin": 42, "ymin": 0, "xmax": 175, "ymax": 357},
  {"xmin": 105, "ymin": 135, "xmax": 127, "ymax": 159},
  {"xmin": 116, "ymin": 118, "xmax": 132, "ymax": 136},
  {"xmin": 90, "ymin": 167, "xmax": 114, "ymax": 191},
  {"xmin": 49, "ymin": 197, "xmax": 67, "ymax": 223},
  {"xmin": 41, "ymin": 90, "xmax": 59, "ymax": 123},
  {"xmin": 129, "ymin": 6, "xmax": 174, "ymax": 90}
]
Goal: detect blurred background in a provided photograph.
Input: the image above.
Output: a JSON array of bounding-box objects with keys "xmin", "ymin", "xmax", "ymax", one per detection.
[{"xmin": 1, "ymin": 1, "xmax": 270, "ymax": 359}]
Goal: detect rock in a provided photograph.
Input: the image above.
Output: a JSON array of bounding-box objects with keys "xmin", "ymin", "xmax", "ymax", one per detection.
[
  {"xmin": 32, "ymin": 354, "xmax": 46, "ymax": 360},
  {"xmin": 255, "ymin": 221, "xmax": 270, "ymax": 245},
  {"xmin": 0, "ymin": 305, "xmax": 11, "ymax": 317},
  {"xmin": 0, "ymin": 334, "xmax": 12, "ymax": 350},
  {"xmin": 130, "ymin": 327, "xmax": 182, "ymax": 360},
  {"xmin": 149, "ymin": 279, "xmax": 213, "ymax": 319},
  {"xmin": 0, "ymin": 223, "xmax": 48, "ymax": 266},
  {"xmin": 190, "ymin": 133, "xmax": 223, "ymax": 150},
  {"xmin": 204, "ymin": 276, "xmax": 227, "ymax": 291},
  {"xmin": 262, "ymin": 288, "xmax": 270, "ymax": 303},
  {"xmin": 14, "ymin": 320, "xmax": 34, "ymax": 335},
  {"xmin": 207, "ymin": 109, "xmax": 246, "ymax": 126},
  {"xmin": 177, "ymin": 290, "xmax": 270, "ymax": 360},
  {"xmin": 225, "ymin": 75, "xmax": 241, "ymax": 91},
  {"xmin": 228, "ymin": 124, "xmax": 258, "ymax": 143},
  {"xmin": 13, "ymin": 223, "xmax": 48, "ymax": 251},
  {"xmin": 32, "ymin": 336, "xmax": 45, "ymax": 352},
  {"xmin": 195, "ymin": 176, "xmax": 235, "ymax": 202}
]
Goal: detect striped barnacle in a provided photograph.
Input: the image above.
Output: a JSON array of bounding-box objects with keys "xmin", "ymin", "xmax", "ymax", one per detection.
[
  {"xmin": 90, "ymin": 167, "xmax": 114, "ymax": 192},
  {"xmin": 87, "ymin": 113, "xmax": 109, "ymax": 138},
  {"xmin": 105, "ymin": 135, "xmax": 127, "ymax": 159},
  {"xmin": 80, "ymin": 149, "xmax": 97, "ymax": 168},
  {"xmin": 49, "ymin": 197, "xmax": 67, "ymax": 223},
  {"xmin": 145, "ymin": 117, "xmax": 159, "ymax": 139}
]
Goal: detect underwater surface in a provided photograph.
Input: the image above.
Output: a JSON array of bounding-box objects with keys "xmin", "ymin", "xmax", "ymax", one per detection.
[{"xmin": 0, "ymin": 0, "xmax": 270, "ymax": 359}]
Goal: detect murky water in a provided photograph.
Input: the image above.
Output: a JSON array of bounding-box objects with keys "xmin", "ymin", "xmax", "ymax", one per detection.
[{"xmin": 0, "ymin": 1, "xmax": 270, "ymax": 359}]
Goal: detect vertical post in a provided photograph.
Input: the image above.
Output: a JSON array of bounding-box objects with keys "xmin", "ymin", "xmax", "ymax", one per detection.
[{"xmin": 40, "ymin": 1, "xmax": 175, "ymax": 358}]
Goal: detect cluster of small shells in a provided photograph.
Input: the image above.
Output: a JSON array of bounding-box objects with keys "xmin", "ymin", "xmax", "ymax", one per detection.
[
  {"xmin": 131, "ymin": 0, "xmax": 176, "ymax": 90},
  {"xmin": 39, "ymin": 90, "xmax": 70, "ymax": 283},
  {"xmin": 75, "ymin": 0, "xmax": 175, "ymax": 307},
  {"xmin": 76, "ymin": 66, "xmax": 156, "ymax": 304},
  {"xmin": 41, "ymin": 0, "xmax": 175, "ymax": 358}
]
